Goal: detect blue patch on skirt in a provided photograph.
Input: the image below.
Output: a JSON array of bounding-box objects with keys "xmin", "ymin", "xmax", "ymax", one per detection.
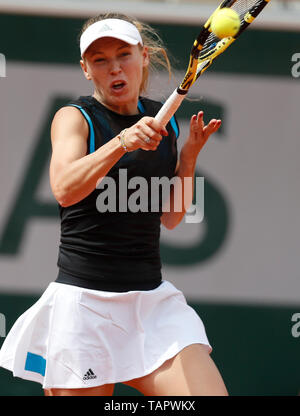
[{"xmin": 25, "ymin": 352, "xmax": 46, "ymax": 376}]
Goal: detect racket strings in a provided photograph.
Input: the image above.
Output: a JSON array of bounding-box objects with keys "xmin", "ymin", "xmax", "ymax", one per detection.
[
  {"xmin": 231, "ymin": 0, "xmax": 258, "ymax": 17},
  {"xmin": 198, "ymin": 0, "xmax": 258, "ymax": 60}
]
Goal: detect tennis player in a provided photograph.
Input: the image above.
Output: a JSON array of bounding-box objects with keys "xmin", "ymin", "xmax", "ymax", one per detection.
[{"xmin": 0, "ymin": 13, "xmax": 228, "ymax": 396}]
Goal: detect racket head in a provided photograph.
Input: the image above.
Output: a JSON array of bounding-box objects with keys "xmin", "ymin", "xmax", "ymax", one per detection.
[{"xmin": 179, "ymin": 0, "xmax": 271, "ymax": 91}]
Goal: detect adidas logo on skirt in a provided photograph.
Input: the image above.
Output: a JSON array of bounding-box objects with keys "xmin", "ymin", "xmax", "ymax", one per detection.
[{"xmin": 83, "ymin": 369, "xmax": 97, "ymax": 380}]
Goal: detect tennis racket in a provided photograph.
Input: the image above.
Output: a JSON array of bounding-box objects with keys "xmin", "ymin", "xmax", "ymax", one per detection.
[{"xmin": 155, "ymin": 0, "xmax": 271, "ymax": 126}]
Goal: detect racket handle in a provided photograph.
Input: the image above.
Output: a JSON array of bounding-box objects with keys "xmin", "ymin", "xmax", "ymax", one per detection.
[{"xmin": 155, "ymin": 88, "xmax": 187, "ymax": 127}]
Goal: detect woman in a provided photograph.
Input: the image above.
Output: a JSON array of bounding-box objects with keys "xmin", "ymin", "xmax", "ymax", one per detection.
[{"xmin": 0, "ymin": 13, "xmax": 228, "ymax": 396}]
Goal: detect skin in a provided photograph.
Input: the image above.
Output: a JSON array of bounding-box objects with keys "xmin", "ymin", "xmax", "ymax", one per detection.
[
  {"xmin": 80, "ymin": 37, "xmax": 149, "ymax": 115},
  {"xmin": 45, "ymin": 344, "xmax": 228, "ymax": 396},
  {"xmin": 48, "ymin": 36, "xmax": 226, "ymax": 396}
]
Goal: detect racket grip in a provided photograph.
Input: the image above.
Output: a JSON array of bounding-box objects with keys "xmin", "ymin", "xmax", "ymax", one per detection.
[{"xmin": 155, "ymin": 88, "xmax": 186, "ymax": 127}]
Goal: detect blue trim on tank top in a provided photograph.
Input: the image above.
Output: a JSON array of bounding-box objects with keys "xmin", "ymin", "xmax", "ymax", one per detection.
[
  {"xmin": 68, "ymin": 104, "xmax": 95, "ymax": 154},
  {"xmin": 169, "ymin": 116, "xmax": 179, "ymax": 139},
  {"xmin": 137, "ymin": 99, "xmax": 145, "ymax": 114},
  {"xmin": 138, "ymin": 99, "xmax": 179, "ymax": 139}
]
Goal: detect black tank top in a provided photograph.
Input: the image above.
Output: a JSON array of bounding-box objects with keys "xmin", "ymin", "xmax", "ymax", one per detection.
[{"xmin": 55, "ymin": 95, "xmax": 179, "ymax": 292}]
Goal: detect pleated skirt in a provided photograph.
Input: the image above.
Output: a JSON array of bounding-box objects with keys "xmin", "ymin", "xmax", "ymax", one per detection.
[{"xmin": 0, "ymin": 280, "xmax": 212, "ymax": 389}]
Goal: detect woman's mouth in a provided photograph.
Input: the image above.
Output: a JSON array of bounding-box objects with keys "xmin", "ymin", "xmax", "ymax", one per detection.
[{"xmin": 111, "ymin": 81, "xmax": 126, "ymax": 91}]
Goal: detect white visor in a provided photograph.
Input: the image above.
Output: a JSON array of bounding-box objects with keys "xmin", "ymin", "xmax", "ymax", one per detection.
[{"xmin": 80, "ymin": 18, "xmax": 143, "ymax": 57}]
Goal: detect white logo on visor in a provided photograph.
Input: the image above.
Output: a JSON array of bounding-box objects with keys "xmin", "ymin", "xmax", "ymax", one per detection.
[{"xmin": 99, "ymin": 24, "xmax": 112, "ymax": 33}]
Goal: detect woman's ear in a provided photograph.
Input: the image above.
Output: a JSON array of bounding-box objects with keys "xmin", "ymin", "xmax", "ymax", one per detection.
[
  {"xmin": 142, "ymin": 46, "xmax": 150, "ymax": 68},
  {"xmin": 80, "ymin": 59, "xmax": 92, "ymax": 81}
]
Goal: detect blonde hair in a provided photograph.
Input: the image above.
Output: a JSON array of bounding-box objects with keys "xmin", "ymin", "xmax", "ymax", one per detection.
[{"xmin": 79, "ymin": 13, "xmax": 172, "ymax": 94}]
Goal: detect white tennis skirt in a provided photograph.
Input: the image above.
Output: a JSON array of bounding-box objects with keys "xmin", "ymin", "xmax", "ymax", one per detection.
[{"xmin": 0, "ymin": 280, "xmax": 212, "ymax": 390}]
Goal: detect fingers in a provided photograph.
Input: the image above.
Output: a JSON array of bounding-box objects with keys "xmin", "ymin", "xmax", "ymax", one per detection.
[
  {"xmin": 141, "ymin": 123, "xmax": 162, "ymax": 143},
  {"xmin": 184, "ymin": 111, "xmax": 222, "ymax": 159},
  {"xmin": 145, "ymin": 117, "xmax": 169, "ymax": 137},
  {"xmin": 141, "ymin": 117, "xmax": 168, "ymax": 142},
  {"xmin": 133, "ymin": 116, "xmax": 168, "ymax": 151},
  {"xmin": 190, "ymin": 111, "xmax": 204, "ymax": 131},
  {"xmin": 203, "ymin": 118, "xmax": 222, "ymax": 136},
  {"xmin": 138, "ymin": 136, "xmax": 160, "ymax": 151},
  {"xmin": 190, "ymin": 111, "xmax": 221, "ymax": 137}
]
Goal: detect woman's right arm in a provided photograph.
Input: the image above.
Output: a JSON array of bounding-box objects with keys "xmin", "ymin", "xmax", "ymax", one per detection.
[
  {"xmin": 50, "ymin": 107, "xmax": 165, "ymax": 207},
  {"xmin": 50, "ymin": 106, "xmax": 126, "ymax": 207}
]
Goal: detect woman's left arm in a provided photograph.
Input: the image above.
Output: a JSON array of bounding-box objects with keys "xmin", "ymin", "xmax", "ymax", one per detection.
[{"xmin": 161, "ymin": 111, "xmax": 221, "ymax": 230}]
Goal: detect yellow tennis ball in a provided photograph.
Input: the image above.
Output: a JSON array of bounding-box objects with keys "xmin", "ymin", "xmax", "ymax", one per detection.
[{"xmin": 211, "ymin": 8, "xmax": 240, "ymax": 39}]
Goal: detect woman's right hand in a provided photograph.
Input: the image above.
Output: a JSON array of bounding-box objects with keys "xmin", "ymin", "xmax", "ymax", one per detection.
[{"xmin": 121, "ymin": 116, "xmax": 168, "ymax": 152}]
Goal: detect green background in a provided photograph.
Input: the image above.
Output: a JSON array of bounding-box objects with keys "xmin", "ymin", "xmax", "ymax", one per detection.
[{"xmin": 0, "ymin": 12, "xmax": 299, "ymax": 396}]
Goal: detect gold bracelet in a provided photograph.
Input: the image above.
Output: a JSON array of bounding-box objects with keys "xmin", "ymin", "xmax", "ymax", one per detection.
[{"xmin": 118, "ymin": 129, "xmax": 128, "ymax": 152}]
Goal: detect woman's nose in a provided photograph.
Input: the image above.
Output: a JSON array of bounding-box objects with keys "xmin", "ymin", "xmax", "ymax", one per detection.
[{"xmin": 109, "ymin": 59, "xmax": 121, "ymax": 74}]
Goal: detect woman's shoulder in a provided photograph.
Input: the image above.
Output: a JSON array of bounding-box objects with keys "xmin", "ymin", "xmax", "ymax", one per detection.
[
  {"xmin": 65, "ymin": 95, "xmax": 95, "ymax": 110},
  {"xmin": 51, "ymin": 98, "xmax": 92, "ymax": 134}
]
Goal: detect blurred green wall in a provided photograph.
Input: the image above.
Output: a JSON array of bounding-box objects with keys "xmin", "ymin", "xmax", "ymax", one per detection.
[{"xmin": 0, "ymin": 12, "xmax": 299, "ymax": 396}]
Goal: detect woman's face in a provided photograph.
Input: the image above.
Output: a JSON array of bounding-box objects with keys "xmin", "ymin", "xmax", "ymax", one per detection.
[{"xmin": 81, "ymin": 37, "xmax": 149, "ymax": 115}]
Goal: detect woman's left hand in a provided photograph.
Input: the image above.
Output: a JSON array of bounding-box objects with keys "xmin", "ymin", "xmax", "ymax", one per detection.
[{"xmin": 180, "ymin": 111, "xmax": 221, "ymax": 163}]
